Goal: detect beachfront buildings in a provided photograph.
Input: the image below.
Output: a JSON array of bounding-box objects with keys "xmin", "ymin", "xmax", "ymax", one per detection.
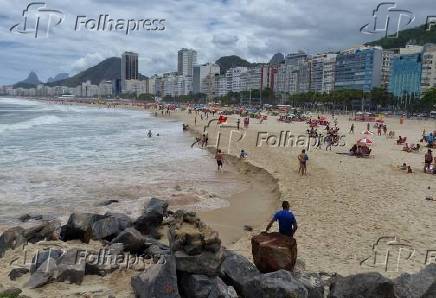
[
  {"xmin": 121, "ymin": 52, "xmax": 139, "ymax": 92},
  {"xmin": 335, "ymin": 47, "xmax": 383, "ymax": 92},
  {"xmin": 178, "ymin": 48, "xmax": 197, "ymax": 77},
  {"xmin": 192, "ymin": 63, "xmax": 220, "ymax": 95},
  {"xmin": 273, "ymin": 53, "xmax": 311, "ymax": 95},
  {"xmin": 310, "ymin": 53, "xmax": 337, "ymax": 94},
  {"xmin": 389, "ymin": 49, "xmax": 423, "ymax": 103},
  {"xmin": 421, "ymin": 44, "xmax": 436, "ymax": 93},
  {"xmin": 226, "ymin": 67, "xmax": 248, "ymax": 93}
]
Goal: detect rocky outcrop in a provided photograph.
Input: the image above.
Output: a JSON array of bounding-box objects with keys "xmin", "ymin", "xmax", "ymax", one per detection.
[
  {"xmin": 91, "ymin": 212, "xmax": 132, "ymax": 241},
  {"xmin": 60, "ymin": 213, "xmax": 106, "ymax": 243},
  {"xmin": 134, "ymin": 198, "xmax": 169, "ymax": 238},
  {"xmin": 0, "ymin": 227, "xmax": 26, "ymax": 257},
  {"xmin": 168, "ymin": 211, "xmax": 223, "ymax": 275},
  {"xmin": 243, "ymin": 270, "xmax": 308, "ymax": 298},
  {"xmin": 179, "ymin": 274, "xmax": 238, "ymax": 298},
  {"xmin": 394, "ymin": 264, "xmax": 436, "ymax": 298},
  {"xmin": 251, "ymin": 232, "xmax": 297, "ymax": 273},
  {"xmin": 292, "ymin": 272, "xmax": 324, "ymax": 298},
  {"xmin": 26, "ymin": 249, "xmax": 86, "ymax": 288},
  {"xmin": 131, "ymin": 255, "xmax": 180, "ymax": 298},
  {"xmin": 111, "ymin": 227, "xmax": 146, "ymax": 253},
  {"xmin": 24, "ymin": 220, "xmax": 61, "ymax": 244},
  {"xmin": 219, "ymin": 250, "xmax": 260, "ymax": 295},
  {"xmin": 329, "ymin": 272, "xmax": 395, "ymax": 298}
]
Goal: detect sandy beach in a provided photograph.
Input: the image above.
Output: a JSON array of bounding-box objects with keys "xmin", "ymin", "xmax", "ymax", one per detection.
[{"xmin": 167, "ymin": 109, "xmax": 436, "ymax": 277}]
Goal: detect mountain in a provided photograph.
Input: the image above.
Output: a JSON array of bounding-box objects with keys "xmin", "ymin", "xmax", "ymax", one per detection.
[
  {"xmin": 215, "ymin": 55, "xmax": 253, "ymax": 74},
  {"xmin": 14, "ymin": 71, "xmax": 41, "ymax": 88},
  {"xmin": 366, "ymin": 24, "xmax": 436, "ymax": 49},
  {"xmin": 269, "ymin": 53, "xmax": 285, "ymax": 65},
  {"xmin": 47, "ymin": 57, "xmax": 121, "ymax": 87},
  {"xmin": 47, "ymin": 73, "xmax": 69, "ymax": 83}
]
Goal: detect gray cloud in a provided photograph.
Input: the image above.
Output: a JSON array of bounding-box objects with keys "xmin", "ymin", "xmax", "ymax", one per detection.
[{"xmin": 0, "ymin": 0, "xmax": 435, "ymax": 84}]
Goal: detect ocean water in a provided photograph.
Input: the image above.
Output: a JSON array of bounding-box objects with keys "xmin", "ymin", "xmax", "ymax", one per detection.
[{"xmin": 0, "ymin": 98, "xmax": 242, "ymax": 228}]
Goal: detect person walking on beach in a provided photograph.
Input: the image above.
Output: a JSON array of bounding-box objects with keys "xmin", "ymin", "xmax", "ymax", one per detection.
[
  {"xmin": 298, "ymin": 149, "xmax": 308, "ymax": 176},
  {"xmin": 266, "ymin": 201, "xmax": 298, "ymax": 237},
  {"xmin": 349, "ymin": 124, "xmax": 354, "ymax": 134},
  {"xmin": 237, "ymin": 118, "xmax": 240, "ymax": 130},
  {"xmin": 425, "ymin": 149, "xmax": 433, "ymax": 173},
  {"xmin": 215, "ymin": 149, "xmax": 224, "ymax": 171}
]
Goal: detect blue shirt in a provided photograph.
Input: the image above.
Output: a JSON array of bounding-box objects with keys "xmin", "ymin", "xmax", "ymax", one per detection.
[{"xmin": 273, "ymin": 210, "xmax": 297, "ymax": 236}]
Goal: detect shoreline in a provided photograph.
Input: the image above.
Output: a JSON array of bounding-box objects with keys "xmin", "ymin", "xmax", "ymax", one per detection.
[
  {"xmin": 3, "ymin": 97, "xmax": 436, "ymax": 277},
  {"xmin": 0, "ymin": 97, "xmax": 280, "ymax": 248}
]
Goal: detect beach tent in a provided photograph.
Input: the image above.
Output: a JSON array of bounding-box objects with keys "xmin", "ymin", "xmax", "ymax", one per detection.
[{"xmin": 357, "ymin": 137, "xmax": 373, "ymax": 146}]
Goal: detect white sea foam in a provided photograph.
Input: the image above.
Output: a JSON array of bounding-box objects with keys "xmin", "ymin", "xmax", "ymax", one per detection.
[{"xmin": 0, "ymin": 115, "xmax": 62, "ymax": 133}]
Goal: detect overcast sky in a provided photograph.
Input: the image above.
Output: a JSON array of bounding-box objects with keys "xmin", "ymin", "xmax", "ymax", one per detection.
[{"xmin": 0, "ymin": 0, "xmax": 434, "ymax": 85}]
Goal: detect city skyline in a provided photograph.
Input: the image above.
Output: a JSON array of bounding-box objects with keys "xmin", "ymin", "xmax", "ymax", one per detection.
[{"xmin": 1, "ymin": 0, "xmax": 435, "ymax": 85}]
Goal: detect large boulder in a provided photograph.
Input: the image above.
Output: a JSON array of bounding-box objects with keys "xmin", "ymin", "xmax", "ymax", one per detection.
[
  {"xmin": 134, "ymin": 198, "xmax": 168, "ymax": 237},
  {"xmin": 292, "ymin": 272, "xmax": 324, "ymax": 298},
  {"xmin": 131, "ymin": 255, "xmax": 180, "ymax": 298},
  {"xmin": 0, "ymin": 227, "xmax": 26, "ymax": 257},
  {"xmin": 54, "ymin": 249, "xmax": 86, "ymax": 285},
  {"xmin": 174, "ymin": 249, "xmax": 224, "ymax": 276},
  {"xmin": 243, "ymin": 270, "xmax": 308, "ymax": 298},
  {"xmin": 25, "ymin": 257, "xmax": 58, "ymax": 288},
  {"xmin": 60, "ymin": 213, "xmax": 106, "ymax": 243},
  {"xmin": 394, "ymin": 264, "xmax": 436, "ymax": 298},
  {"xmin": 179, "ymin": 274, "xmax": 238, "ymax": 298},
  {"xmin": 251, "ymin": 232, "xmax": 297, "ymax": 273},
  {"xmin": 91, "ymin": 212, "xmax": 132, "ymax": 241},
  {"xmin": 329, "ymin": 272, "xmax": 395, "ymax": 298},
  {"xmin": 24, "ymin": 220, "xmax": 61, "ymax": 243},
  {"xmin": 168, "ymin": 211, "xmax": 223, "ymax": 275},
  {"xmin": 29, "ymin": 249, "xmax": 63, "ymax": 273},
  {"xmin": 111, "ymin": 227, "xmax": 146, "ymax": 253},
  {"xmin": 219, "ymin": 250, "xmax": 260, "ymax": 295}
]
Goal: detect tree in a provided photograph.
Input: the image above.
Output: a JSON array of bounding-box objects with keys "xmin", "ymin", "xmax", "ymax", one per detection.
[{"xmin": 420, "ymin": 88, "xmax": 436, "ymax": 112}]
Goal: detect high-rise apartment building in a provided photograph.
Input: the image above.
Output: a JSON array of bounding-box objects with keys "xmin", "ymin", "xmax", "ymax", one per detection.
[
  {"xmin": 121, "ymin": 52, "xmax": 139, "ymax": 91},
  {"xmin": 177, "ymin": 48, "xmax": 197, "ymax": 77},
  {"xmin": 421, "ymin": 44, "xmax": 436, "ymax": 94},
  {"xmin": 335, "ymin": 47, "xmax": 383, "ymax": 92}
]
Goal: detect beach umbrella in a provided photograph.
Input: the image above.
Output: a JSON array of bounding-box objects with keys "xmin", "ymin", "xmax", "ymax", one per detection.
[
  {"xmin": 357, "ymin": 137, "xmax": 373, "ymax": 146},
  {"xmin": 361, "ymin": 130, "xmax": 374, "ymax": 135}
]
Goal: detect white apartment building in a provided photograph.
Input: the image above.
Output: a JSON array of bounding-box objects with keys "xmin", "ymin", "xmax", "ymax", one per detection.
[
  {"xmin": 177, "ymin": 48, "xmax": 197, "ymax": 77},
  {"xmin": 124, "ymin": 80, "xmax": 148, "ymax": 95},
  {"xmin": 193, "ymin": 63, "xmax": 220, "ymax": 95},
  {"xmin": 310, "ymin": 53, "xmax": 337, "ymax": 94},
  {"xmin": 421, "ymin": 44, "xmax": 436, "ymax": 93},
  {"xmin": 98, "ymin": 81, "xmax": 113, "ymax": 97},
  {"xmin": 240, "ymin": 65, "xmax": 268, "ymax": 92},
  {"xmin": 215, "ymin": 74, "xmax": 228, "ymax": 97},
  {"xmin": 225, "ymin": 67, "xmax": 248, "ymax": 93}
]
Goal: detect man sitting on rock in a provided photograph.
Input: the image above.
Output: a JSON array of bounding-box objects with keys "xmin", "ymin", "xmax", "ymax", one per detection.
[{"xmin": 265, "ymin": 201, "xmax": 298, "ymax": 237}]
